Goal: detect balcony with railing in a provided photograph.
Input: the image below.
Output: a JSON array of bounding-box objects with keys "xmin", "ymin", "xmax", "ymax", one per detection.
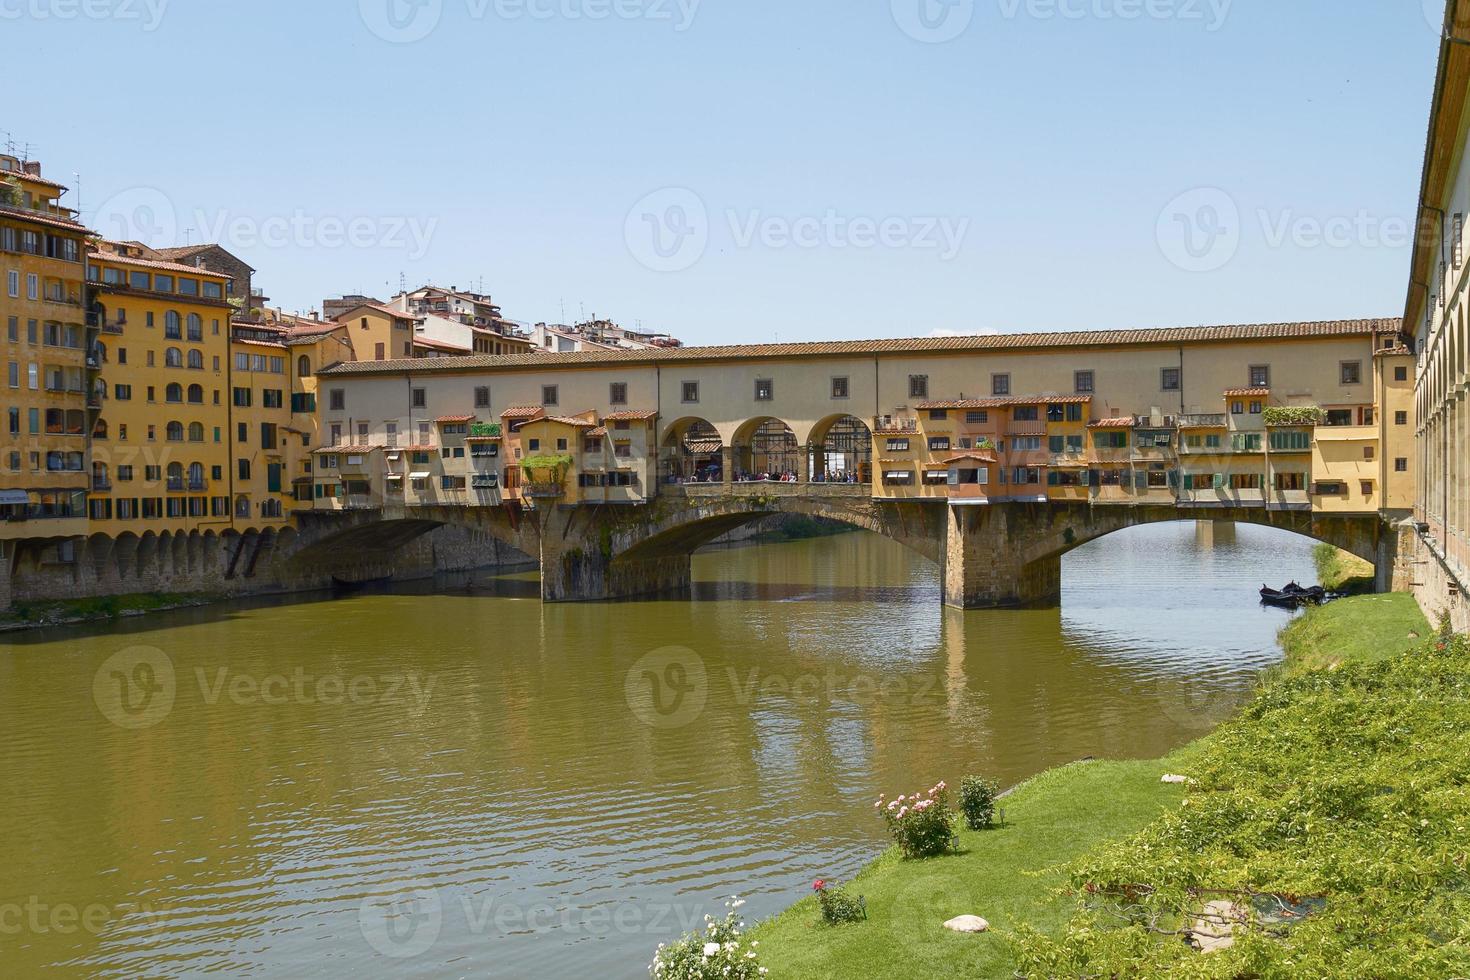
[
  {"xmin": 873, "ymin": 416, "xmax": 919, "ymax": 434},
  {"xmin": 1178, "ymin": 413, "xmax": 1227, "ymax": 428}
]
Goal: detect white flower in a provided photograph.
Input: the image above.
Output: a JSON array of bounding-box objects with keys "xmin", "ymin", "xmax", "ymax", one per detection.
[
  {"xmin": 703, "ymin": 941, "xmax": 720, "ymax": 958},
  {"xmin": 731, "ymin": 899, "xmax": 746, "ymax": 909}
]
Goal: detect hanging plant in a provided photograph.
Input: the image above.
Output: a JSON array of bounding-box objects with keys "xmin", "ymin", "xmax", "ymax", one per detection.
[{"xmin": 1262, "ymin": 406, "xmax": 1325, "ymax": 427}]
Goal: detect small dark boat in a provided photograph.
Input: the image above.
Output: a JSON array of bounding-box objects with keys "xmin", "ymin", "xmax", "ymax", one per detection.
[
  {"xmin": 1260, "ymin": 585, "xmax": 1301, "ymax": 608},
  {"xmin": 1261, "ymin": 582, "xmax": 1329, "ymax": 608}
]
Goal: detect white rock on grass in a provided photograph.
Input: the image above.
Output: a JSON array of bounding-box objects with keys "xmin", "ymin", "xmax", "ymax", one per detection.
[
  {"xmin": 942, "ymin": 915, "xmax": 989, "ymax": 933},
  {"xmin": 1160, "ymin": 774, "xmax": 1190, "ymax": 784},
  {"xmin": 1191, "ymin": 900, "xmax": 1247, "ymax": 953}
]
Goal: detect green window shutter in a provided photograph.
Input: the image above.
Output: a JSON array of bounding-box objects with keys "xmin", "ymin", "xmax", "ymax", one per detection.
[{"xmin": 1213, "ymin": 473, "xmax": 1225, "ymax": 490}]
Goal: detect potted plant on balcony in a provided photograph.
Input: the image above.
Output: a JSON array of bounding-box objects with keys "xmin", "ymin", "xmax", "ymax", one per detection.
[
  {"xmin": 1262, "ymin": 406, "xmax": 1325, "ymax": 427},
  {"xmin": 520, "ymin": 454, "xmax": 573, "ymax": 497}
]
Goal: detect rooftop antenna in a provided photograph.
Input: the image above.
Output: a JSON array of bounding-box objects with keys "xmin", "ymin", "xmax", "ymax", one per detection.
[
  {"xmin": 2, "ymin": 132, "xmax": 14, "ymax": 157},
  {"xmin": 73, "ymin": 172, "xmax": 81, "ymax": 215}
]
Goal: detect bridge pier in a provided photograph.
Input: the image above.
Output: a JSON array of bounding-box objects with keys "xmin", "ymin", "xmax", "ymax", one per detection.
[
  {"xmin": 942, "ymin": 505, "xmax": 1062, "ymax": 609},
  {"xmin": 540, "ymin": 542, "xmax": 692, "ymax": 602}
]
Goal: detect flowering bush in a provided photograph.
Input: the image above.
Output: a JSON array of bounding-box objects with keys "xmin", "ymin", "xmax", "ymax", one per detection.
[
  {"xmin": 875, "ymin": 781, "xmax": 957, "ymax": 858},
  {"xmin": 960, "ymin": 775, "xmax": 1001, "ymax": 830},
  {"xmin": 650, "ymin": 898, "xmax": 767, "ymax": 980},
  {"xmin": 812, "ymin": 879, "xmax": 866, "ymax": 925}
]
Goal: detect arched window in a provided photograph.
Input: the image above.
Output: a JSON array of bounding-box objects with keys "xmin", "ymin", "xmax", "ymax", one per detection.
[
  {"xmin": 187, "ymin": 349, "xmax": 203, "ymax": 369},
  {"xmin": 166, "ymin": 421, "xmax": 184, "ymax": 442},
  {"xmin": 165, "ymin": 311, "xmax": 182, "ymax": 339},
  {"xmin": 188, "ymin": 462, "xmax": 205, "ymax": 487},
  {"xmin": 186, "ymin": 313, "xmax": 202, "ymax": 341},
  {"xmin": 297, "ymin": 354, "xmax": 311, "ymax": 378},
  {"xmin": 165, "ymin": 347, "xmax": 183, "ymax": 368},
  {"xmin": 187, "ymin": 383, "xmax": 204, "ymax": 404},
  {"xmin": 234, "ymin": 495, "xmax": 251, "ymax": 518},
  {"xmin": 187, "ymin": 422, "xmax": 205, "ymax": 442},
  {"xmin": 165, "ymin": 382, "xmax": 183, "ymax": 403},
  {"xmin": 92, "ymin": 418, "xmax": 108, "ymax": 440},
  {"xmin": 91, "ymin": 341, "xmax": 107, "ymax": 363}
]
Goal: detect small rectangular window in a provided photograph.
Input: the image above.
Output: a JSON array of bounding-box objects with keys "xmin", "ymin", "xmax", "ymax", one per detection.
[
  {"xmin": 682, "ymin": 381, "xmax": 699, "ymax": 403},
  {"xmin": 754, "ymin": 378, "xmax": 774, "ymax": 401},
  {"xmin": 831, "ymin": 376, "xmax": 849, "ymax": 399},
  {"xmin": 542, "ymin": 385, "xmax": 558, "ymax": 406},
  {"xmin": 329, "ymin": 389, "xmax": 345, "ymax": 411},
  {"xmin": 609, "ymin": 382, "xmax": 628, "ymax": 405},
  {"xmin": 1339, "ymin": 361, "xmax": 1362, "ymax": 385},
  {"xmin": 1074, "ymin": 370, "xmax": 1094, "ymax": 394},
  {"xmin": 1395, "ymin": 411, "xmax": 1408, "ymax": 425},
  {"xmin": 411, "ymin": 387, "xmax": 426, "ymax": 409},
  {"xmin": 1394, "ymin": 366, "xmax": 1408, "ymax": 381},
  {"xmin": 1248, "ymin": 365, "xmax": 1270, "ymax": 389},
  {"xmin": 474, "ymin": 386, "xmax": 490, "ymax": 408},
  {"xmin": 991, "ymin": 373, "xmax": 1010, "ymax": 397},
  {"xmin": 1395, "ymin": 457, "xmax": 1409, "ymax": 472},
  {"xmin": 1161, "ymin": 367, "xmax": 1180, "ymax": 391},
  {"xmin": 908, "ymin": 375, "xmax": 928, "ymax": 399}
]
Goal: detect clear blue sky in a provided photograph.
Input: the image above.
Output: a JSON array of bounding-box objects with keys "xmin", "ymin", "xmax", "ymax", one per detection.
[{"xmin": 4, "ymin": 0, "xmax": 1444, "ymax": 345}]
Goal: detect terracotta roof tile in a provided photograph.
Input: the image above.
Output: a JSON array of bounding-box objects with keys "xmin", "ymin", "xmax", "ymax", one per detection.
[
  {"xmin": 543, "ymin": 415, "xmax": 598, "ymax": 427},
  {"xmin": 499, "ymin": 405, "xmax": 544, "ymax": 420},
  {"xmin": 603, "ymin": 410, "xmax": 658, "ymax": 420},
  {"xmin": 317, "ymin": 319, "xmax": 1398, "ymax": 377},
  {"xmin": 940, "ymin": 450, "xmax": 998, "ymax": 464},
  {"xmin": 1224, "ymin": 388, "xmax": 1271, "ymax": 397},
  {"xmin": 587, "ymin": 426, "xmax": 609, "ymax": 437},
  {"xmin": 88, "ymin": 250, "xmax": 233, "ymax": 279},
  {"xmin": 1088, "ymin": 417, "xmax": 1136, "ymax": 428},
  {"xmin": 313, "ymin": 445, "xmax": 380, "ymax": 454},
  {"xmin": 434, "ymin": 414, "xmax": 475, "ymax": 423}
]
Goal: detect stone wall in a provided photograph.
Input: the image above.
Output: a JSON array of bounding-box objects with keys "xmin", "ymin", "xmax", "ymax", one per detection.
[
  {"xmin": 1402, "ymin": 524, "xmax": 1470, "ymax": 632},
  {"xmin": 1, "ymin": 523, "xmax": 526, "ymax": 610}
]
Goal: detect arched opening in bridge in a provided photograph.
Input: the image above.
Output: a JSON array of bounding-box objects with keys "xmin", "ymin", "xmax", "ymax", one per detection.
[
  {"xmin": 660, "ymin": 417, "xmax": 724, "ymax": 483},
  {"xmin": 809, "ymin": 415, "xmax": 873, "ymax": 484},
  {"xmin": 733, "ymin": 418, "xmax": 800, "ymax": 481}
]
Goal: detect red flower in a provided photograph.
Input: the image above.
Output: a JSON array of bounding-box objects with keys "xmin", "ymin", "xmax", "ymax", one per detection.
[{"xmin": 813, "ymin": 879, "xmax": 826, "ymax": 891}]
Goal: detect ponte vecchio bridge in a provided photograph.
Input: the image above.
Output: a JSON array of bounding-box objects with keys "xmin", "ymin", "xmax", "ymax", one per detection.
[{"xmin": 282, "ymin": 318, "xmax": 1415, "ymax": 608}]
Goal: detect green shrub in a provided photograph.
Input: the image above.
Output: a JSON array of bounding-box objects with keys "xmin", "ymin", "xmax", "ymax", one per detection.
[
  {"xmin": 875, "ymin": 782, "xmax": 957, "ymax": 858},
  {"xmin": 650, "ymin": 899, "xmax": 766, "ymax": 979},
  {"xmin": 1013, "ymin": 631, "xmax": 1470, "ymax": 978},
  {"xmin": 1262, "ymin": 405, "xmax": 1325, "ymax": 427},
  {"xmin": 959, "ymin": 776, "xmax": 1001, "ymax": 830},
  {"xmin": 812, "ymin": 879, "xmax": 866, "ymax": 925}
]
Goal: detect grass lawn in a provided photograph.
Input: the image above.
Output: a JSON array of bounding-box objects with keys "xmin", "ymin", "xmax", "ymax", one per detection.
[
  {"xmin": 749, "ymin": 594, "xmax": 1430, "ymax": 979},
  {"xmin": 751, "ymin": 760, "xmax": 1185, "ymax": 979},
  {"xmin": 1273, "ymin": 591, "xmax": 1427, "ymax": 671}
]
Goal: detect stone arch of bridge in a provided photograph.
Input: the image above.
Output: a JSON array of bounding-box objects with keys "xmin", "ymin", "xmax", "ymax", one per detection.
[{"xmin": 611, "ymin": 495, "xmax": 944, "ymax": 567}]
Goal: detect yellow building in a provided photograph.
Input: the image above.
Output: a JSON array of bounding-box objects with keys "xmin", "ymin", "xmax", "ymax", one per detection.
[
  {"xmin": 86, "ymin": 241, "xmax": 235, "ymax": 533},
  {"xmin": 0, "ymin": 156, "xmax": 92, "ymax": 544},
  {"xmin": 228, "ymin": 321, "xmax": 293, "ymax": 528}
]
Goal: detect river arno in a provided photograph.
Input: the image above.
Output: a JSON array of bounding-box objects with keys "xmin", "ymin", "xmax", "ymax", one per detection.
[{"xmin": 0, "ymin": 521, "xmax": 1316, "ymax": 978}]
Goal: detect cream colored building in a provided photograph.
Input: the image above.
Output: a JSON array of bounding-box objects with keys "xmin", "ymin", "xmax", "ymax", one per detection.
[{"xmin": 313, "ymin": 319, "xmax": 1411, "ymax": 519}]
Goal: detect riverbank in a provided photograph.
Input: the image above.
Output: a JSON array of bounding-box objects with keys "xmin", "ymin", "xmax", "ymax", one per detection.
[
  {"xmin": 750, "ymin": 593, "xmax": 1441, "ymax": 978},
  {"xmin": 1312, "ymin": 542, "xmax": 1377, "ymax": 593},
  {"xmin": 0, "ymin": 591, "xmax": 219, "ymax": 632}
]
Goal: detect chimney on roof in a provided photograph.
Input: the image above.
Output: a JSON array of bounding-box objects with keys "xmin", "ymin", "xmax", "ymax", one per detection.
[{"xmin": 23, "ymin": 161, "xmax": 41, "ymax": 177}]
